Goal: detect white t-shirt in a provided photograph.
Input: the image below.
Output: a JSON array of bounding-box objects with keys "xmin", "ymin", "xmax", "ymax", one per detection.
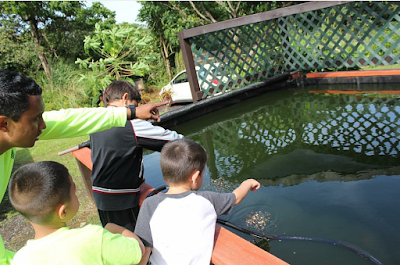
[{"xmin": 134, "ymin": 190, "xmax": 236, "ymax": 265}]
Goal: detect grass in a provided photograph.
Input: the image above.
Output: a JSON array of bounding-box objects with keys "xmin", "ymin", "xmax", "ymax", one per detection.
[{"xmin": 20, "ymin": 136, "xmax": 102, "ymax": 226}]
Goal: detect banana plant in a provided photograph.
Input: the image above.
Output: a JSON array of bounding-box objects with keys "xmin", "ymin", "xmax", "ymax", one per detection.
[{"xmin": 76, "ymin": 22, "xmax": 158, "ymax": 104}]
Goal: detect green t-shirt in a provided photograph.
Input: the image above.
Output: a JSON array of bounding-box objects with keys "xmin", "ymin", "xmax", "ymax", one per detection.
[
  {"xmin": 0, "ymin": 107, "xmax": 127, "ymax": 265},
  {"xmin": 11, "ymin": 225, "xmax": 142, "ymax": 265}
]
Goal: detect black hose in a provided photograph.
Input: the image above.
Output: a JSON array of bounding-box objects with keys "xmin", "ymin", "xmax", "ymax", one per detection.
[
  {"xmin": 217, "ymin": 219, "xmax": 383, "ymax": 265},
  {"xmin": 78, "ymin": 140, "xmax": 91, "ymax": 149},
  {"xmin": 146, "ymin": 185, "xmax": 168, "ymax": 198}
]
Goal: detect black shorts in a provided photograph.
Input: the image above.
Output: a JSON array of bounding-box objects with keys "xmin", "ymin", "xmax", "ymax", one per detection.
[{"xmin": 98, "ymin": 206, "xmax": 140, "ymax": 232}]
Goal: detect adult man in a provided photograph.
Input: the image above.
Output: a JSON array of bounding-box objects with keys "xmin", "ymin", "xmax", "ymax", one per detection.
[{"xmin": 0, "ymin": 70, "xmax": 166, "ymax": 264}]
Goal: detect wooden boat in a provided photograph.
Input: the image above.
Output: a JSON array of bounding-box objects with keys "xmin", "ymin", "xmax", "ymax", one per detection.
[{"xmin": 71, "ymin": 147, "xmax": 289, "ymax": 265}]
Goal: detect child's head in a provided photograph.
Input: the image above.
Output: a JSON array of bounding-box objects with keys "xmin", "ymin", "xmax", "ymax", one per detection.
[
  {"xmin": 160, "ymin": 139, "xmax": 207, "ymax": 187},
  {"xmin": 9, "ymin": 161, "xmax": 79, "ymax": 225},
  {"xmin": 103, "ymin": 80, "xmax": 141, "ymax": 107}
]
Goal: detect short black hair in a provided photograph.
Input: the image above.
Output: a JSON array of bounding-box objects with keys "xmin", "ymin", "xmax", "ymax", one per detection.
[
  {"xmin": 103, "ymin": 80, "xmax": 141, "ymax": 106},
  {"xmin": 160, "ymin": 139, "xmax": 207, "ymax": 184},
  {"xmin": 0, "ymin": 70, "xmax": 42, "ymax": 121},
  {"xmin": 9, "ymin": 161, "xmax": 71, "ymax": 224}
]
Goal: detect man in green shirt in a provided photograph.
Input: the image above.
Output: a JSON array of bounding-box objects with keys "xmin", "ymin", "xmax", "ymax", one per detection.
[{"xmin": 0, "ymin": 70, "xmax": 166, "ymax": 264}]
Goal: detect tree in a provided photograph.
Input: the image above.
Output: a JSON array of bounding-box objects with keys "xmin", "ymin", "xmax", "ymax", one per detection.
[
  {"xmin": 0, "ymin": 13, "xmax": 38, "ymax": 74},
  {"xmin": 44, "ymin": 2, "xmax": 116, "ymax": 61},
  {"xmin": 0, "ymin": 1, "xmax": 117, "ymax": 79},
  {"xmin": 75, "ymin": 22, "xmax": 159, "ymax": 105}
]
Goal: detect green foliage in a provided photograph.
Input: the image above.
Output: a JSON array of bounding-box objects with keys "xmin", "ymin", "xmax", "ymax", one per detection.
[
  {"xmin": 0, "ymin": 1, "xmax": 117, "ymax": 78},
  {"xmin": 0, "ymin": 14, "xmax": 38, "ymax": 74},
  {"xmin": 44, "ymin": 2, "xmax": 116, "ymax": 60},
  {"xmin": 79, "ymin": 23, "xmax": 157, "ymax": 77},
  {"xmin": 175, "ymin": 51, "xmax": 185, "ymax": 74},
  {"xmin": 76, "ymin": 23, "xmax": 159, "ymax": 103},
  {"xmin": 32, "ymin": 59, "xmax": 96, "ymax": 109}
]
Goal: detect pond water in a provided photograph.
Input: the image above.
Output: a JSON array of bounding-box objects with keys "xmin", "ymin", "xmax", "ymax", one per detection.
[{"xmin": 143, "ymin": 83, "xmax": 400, "ymax": 265}]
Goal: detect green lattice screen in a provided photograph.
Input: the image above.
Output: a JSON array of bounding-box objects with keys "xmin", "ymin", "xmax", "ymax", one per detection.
[{"xmin": 187, "ymin": 2, "xmax": 400, "ymax": 99}]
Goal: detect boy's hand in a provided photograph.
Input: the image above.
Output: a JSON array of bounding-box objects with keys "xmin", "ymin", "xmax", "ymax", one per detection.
[
  {"xmin": 233, "ymin": 179, "xmax": 261, "ymax": 205},
  {"xmin": 244, "ymin": 179, "xmax": 261, "ymax": 191},
  {"xmin": 135, "ymin": 101, "xmax": 168, "ymax": 122}
]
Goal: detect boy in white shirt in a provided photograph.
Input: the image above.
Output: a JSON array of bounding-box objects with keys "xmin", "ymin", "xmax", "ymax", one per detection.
[{"xmin": 135, "ymin": 138, "xmax": 260, "ymax": 265}]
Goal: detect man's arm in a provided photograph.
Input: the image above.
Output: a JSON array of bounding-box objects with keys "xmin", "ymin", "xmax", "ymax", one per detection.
[
  {"xmin": 40, "ymin": 102, "xmax": 168, "ymax": 140},
  {"xmin": 232, "ymin": 179, "xmax": 260, "ymax": 205},
  {"xmin": 40, "ymin": 107, "xmax": 127, "ymax": 140}
]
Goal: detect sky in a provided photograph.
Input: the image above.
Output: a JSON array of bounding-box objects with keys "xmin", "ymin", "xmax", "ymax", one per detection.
[{"xmin": 86, "ymin": 1, "xmax": 142, "ymax": 24}]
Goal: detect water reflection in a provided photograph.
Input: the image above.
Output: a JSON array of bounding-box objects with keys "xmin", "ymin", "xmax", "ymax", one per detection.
[
  {"xmin": 175, "ymin": 84, "xmax": 400, "ymax": 186},
  {"xmin": 168, "ymin": 84, "xmax": 400, "ymax": 265}
]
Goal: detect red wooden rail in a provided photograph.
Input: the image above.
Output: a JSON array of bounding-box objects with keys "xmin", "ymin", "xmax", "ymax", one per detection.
[{"xmin": 71, "ymin": 147, "xmax": 289, "ymax": 265}]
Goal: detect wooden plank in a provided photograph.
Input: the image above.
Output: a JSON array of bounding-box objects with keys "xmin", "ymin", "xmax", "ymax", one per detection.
[
  {"xmin": 212, "ymin": 225, "xmax": 289, "ymax": 265},
  {"xmin": 71, "ymin": 147, "xmax": 289, "ymax": 265},
  {"xmin": 179, "ymin": 1, "xmax": 350, "ymax": 38}
]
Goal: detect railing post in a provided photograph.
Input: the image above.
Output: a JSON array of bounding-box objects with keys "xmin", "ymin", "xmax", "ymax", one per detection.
[{"xmin": 178, "ymin": 31, "xmax": 203, "ymax": 102}]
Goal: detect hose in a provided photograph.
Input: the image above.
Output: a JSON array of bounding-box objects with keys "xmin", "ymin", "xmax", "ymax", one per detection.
[{"xmin": 217, "ymin": 219, "xmax": 383, "ymax": 265}]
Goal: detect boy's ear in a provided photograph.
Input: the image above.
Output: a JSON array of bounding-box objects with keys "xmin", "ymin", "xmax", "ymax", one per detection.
[
  {"xmin": 0, "ymin": 116, "xmax": 9, "ymax": 132},
  {"xmin": 190, "ymin": 170, "xmax": 201, "ymax": 185},
  {"xmin": 122, "ymin": 93, "xmax": 129, "ymax": 101},
  {"xmin": 57, "ymin": 204, "xmax": 68, "ymax": 220}
]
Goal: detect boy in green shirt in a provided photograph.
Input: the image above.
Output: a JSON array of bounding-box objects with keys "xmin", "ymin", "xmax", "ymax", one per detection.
[
  {"xmin": 9, "ymin": 161, "xmax": 144, "ymax": 265},
  {"xmin": 0, "ymin": 70, "xmax": 166, "ymax": 264}
]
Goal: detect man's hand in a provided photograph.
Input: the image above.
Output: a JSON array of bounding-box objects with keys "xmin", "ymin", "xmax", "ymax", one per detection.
[{"xmin": 135, "ymin": 101, "xmax": 168, "ymax": 122}]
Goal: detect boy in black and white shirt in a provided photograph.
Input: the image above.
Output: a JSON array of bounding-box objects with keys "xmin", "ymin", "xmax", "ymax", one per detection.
[
  {"xmin": 134, "ymin": 138, "xmax": 260, "ymax": 265},
  {"xmin": 90, "ymin": 80, "xmax": 183, "ymax": 232}
]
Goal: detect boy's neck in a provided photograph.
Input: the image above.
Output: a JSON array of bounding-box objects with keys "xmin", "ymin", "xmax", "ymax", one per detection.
[
  {"xmin": 30, "ymin": 222, "xmax": 67, "ymax": 240},
  {"xmin": 166, "ymin": 184, "xmax": 193, "ymax": 195}
]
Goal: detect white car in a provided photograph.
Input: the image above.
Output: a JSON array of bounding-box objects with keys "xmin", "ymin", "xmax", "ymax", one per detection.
[{"xmin": 159, "ymin": 64, "xmax": 230, "ymax": 104}]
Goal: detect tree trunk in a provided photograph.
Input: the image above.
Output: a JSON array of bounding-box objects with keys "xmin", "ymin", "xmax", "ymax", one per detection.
[
  {"xmin": 29, "ymin": 18, "xmax": 52, "ymax": 80},
  {"xmin": 160, "ymin": 34, "xmax": 173, "ymax": 80}
]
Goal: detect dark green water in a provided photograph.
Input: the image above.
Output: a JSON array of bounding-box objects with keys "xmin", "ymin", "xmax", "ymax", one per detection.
[{"xmin": 143, "ymin": 83, "xmax": 400, "ymax": 265}]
